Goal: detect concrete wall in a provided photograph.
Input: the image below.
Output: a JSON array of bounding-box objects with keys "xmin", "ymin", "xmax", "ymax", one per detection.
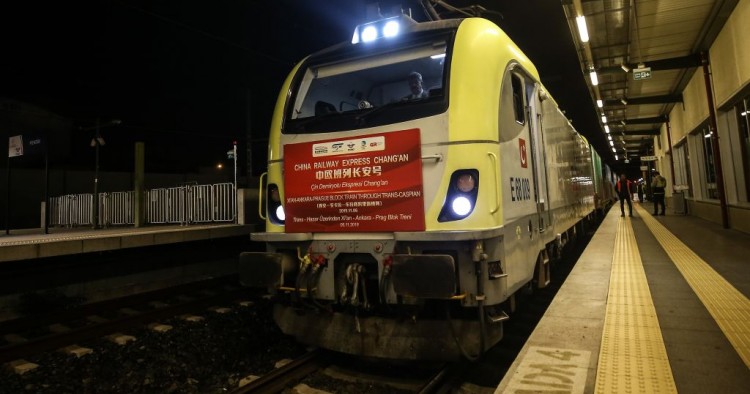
[
  {"xmin": 656, "ymin": 0, "xmax": 750, "ymax": 234},
  {"xmin": 710, "ymin": 0, "xmax": 750, "ymax": 109}
]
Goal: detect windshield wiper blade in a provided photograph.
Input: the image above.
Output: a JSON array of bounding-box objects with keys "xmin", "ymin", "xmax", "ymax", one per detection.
[
  {"xmin": 354, "ymin": 101, "xmax": 404, "ymax": 124},
  {"xmin": 288, "ymin": 111, "xmax": 344, "ymax": 132}
]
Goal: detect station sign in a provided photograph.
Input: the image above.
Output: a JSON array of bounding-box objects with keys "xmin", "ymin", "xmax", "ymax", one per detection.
[
  {"xmin": 640, "ymin": 166, "xmax": 648, "ymax": 171},
  {"xmin": 640, "ymin": 155, "xmax": 657, "ymax": 161},
  {"xmin": 283, "ymin": 128, "xmax": 425, "ymax": 233},
  {"xmin": 633, "ymin": 67, "xmax": 652, "ymax": 80},
  {"xmin": 8, "ymin": 134, "xmax": 46, "ymax": 158}
]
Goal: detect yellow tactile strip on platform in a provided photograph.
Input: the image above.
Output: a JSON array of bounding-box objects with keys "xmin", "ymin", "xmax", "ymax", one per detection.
[
  {"xmin": 636, "ymin": 204, "xmax": 750, "ymax": 368},
  {"xmin": 595, "ymin": 217, "xmax": 677, "ymax": 393}
]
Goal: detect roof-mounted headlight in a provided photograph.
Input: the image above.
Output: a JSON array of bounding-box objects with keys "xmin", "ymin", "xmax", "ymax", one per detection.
[{"xmin": 352, "ymin": 15, "xmax": 416, "ymax": 44}]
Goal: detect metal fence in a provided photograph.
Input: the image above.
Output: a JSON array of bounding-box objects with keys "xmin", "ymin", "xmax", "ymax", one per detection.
[
  {"xmin": 49, "ymin": 183, "xmax": 236, "ymax": 228},
  {"xmin": 49, "ymin": 194, "xmax": 93, "ymax": 227}
]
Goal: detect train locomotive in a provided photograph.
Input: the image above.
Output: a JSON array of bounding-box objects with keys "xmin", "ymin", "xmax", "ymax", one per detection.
[{"xmin": 240, "ymin": 13, "xmax": 612, "ymax": 361}]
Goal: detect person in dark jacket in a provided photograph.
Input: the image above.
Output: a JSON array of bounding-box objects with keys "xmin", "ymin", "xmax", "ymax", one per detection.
[{"xmin": 616, "ymin": 174, "xmax": 633, "ymax": 217}]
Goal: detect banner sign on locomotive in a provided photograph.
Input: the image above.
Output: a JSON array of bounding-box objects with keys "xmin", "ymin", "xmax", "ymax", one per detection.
[{"xmin": 284, "ymin": 128, "xmax": 425, "ymax": 232}]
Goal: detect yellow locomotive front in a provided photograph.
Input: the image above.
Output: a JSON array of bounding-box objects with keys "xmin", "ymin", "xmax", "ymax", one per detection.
[{"xmin": 240, "ymin": 15, "xmax": 588, "ymax": 360}]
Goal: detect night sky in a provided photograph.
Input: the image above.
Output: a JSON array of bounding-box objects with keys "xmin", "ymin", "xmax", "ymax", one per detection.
[{"xmin": 1, "ymin": 0, "xmax": 609, "ymax": 175}]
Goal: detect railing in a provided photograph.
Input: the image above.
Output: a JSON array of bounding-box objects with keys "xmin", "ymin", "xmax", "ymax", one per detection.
[
  {"xmin": 49, "ymin": 194, "xmax": 94, "ymax": 227},
  {"xmin": 49, "ymin": 183, "xmax": 236, "ymax": 228}
]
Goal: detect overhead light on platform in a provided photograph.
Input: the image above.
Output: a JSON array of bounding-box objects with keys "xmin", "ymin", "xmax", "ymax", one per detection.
[
  {"xmin": 611, "ymin": 147, "xmax": 616, "ymax": 153},
  {"xmin": 610, "ymin": 141, "xmax": 614, "ymax": 146},
  {"xmin": 597, "ymin": 99, "xmax": 603, "ymax": 108},
  {"xmin": 576, "ymin": 16, "xmax": 589, "ymax": 43},
  {"xmin": 608, "ymin": 135, "xmax": 612, "ymax": 141},
  {"xmin": 605, "ymin": 125, "xmax": 610, "ymax": 133},
  {"xmin": 601, "ymin": 115, "xmax": 607, "ymax": 123},
  {"xmin": 621, "ymin": 98, "xmax": 628, "ymax": 105},
  {"xmin": 621, "ymin": 64, "xmax": 631, "ymax": 72},
  {"xmin": 615, "ymin": 154, "xmax": 619, "ymax": 160},
  {"xmin": 589, "ymin": 69, "xmax": 599, "ymax": 86}
]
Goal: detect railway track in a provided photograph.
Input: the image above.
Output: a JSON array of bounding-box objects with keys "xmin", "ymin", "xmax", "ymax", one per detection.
[{"xmin": 0, "ymin": 275, "xmax": 251, "ymax": 365}]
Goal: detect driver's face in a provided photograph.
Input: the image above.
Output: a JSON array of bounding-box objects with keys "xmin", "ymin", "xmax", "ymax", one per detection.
[{"xmin": 409, "ymin": 77, "xmax": 422, "ymax": 94}]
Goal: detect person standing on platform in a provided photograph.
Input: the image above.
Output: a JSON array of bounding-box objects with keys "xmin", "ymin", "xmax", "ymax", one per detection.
[
  {"xmin": 616, "ymin": 173, "xmax": 633, "ymax": 217},
  {"xmin": 637, "ymin": 182, "xmax": 644, "ymax": 203},
  {"xmin": 652, "ymin": 171, "xmax": 667, "ymax": 215}
]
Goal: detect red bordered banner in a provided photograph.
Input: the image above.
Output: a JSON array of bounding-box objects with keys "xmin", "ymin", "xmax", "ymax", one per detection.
[{"xmin": 283, "ymin": 128, "xmax": 425, "ymax": 232}]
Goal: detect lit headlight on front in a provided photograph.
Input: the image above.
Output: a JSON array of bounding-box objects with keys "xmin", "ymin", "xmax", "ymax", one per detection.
[
  {"xmin": 438, "ymin": 170, "xmax": 479, "ymax": 222},
  {"xmin": 451, "ymin": 196, "xmax": 472, "ymax": 216},
  {"xmin": 267, "ymin": 183, "xmax": 285, "ymax": 225},
  {"xmin": 383, "ymin": 20, "xmax": 400, "ymax": 37},
  {"xmin": 361, "ymin": 25, "xmax": 378, "ymax": 42},
  {"xmin": 351, "ymin": 15, "xmax": 414, "ymax": 44}
]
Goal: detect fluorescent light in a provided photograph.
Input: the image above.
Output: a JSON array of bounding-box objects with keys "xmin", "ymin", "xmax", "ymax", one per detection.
[
  {"xmin": 615, "ymin": 154, "xmax": 619, "ymax": 160},
  {"xmin": 589, "ymin": 70, "xmax": 599, "ymax": 86},
  {"xmin": 741, "ymin": 111, "xmax": 748, "ymax": 116},
  {"xmin": 610, "ymin": 141, "xmax": 614, "ymax": 146},
  {"xmin": 621, "ymin": 98, "xmax": 628, "ymax": 105},
  {"xmin": 430, "ymin": 53, "xmax": 446, "ymax": 59},
  {"xmin": 604, "ymin": 125, "xmax": 610, "ymax": 133},
  {"xmin": 621, "ymin": 64, "xmax": 631, "ymax": 72},
  {"xmin": 576, "ymin": 16, "xmax": 589, "ymax": 43},
  {"xmin": 601, "ymin": 115, "xmax": 607, "ymax": 123},
  {"xmin": 611, "ymin": 147, "xmax": 616, "ymax": 152},
  {"xmin": 608, "ymin": 135, "xmax": 612, "ymax": 140},
  {"xmin": 597, "ymin": 99, "xmax": 603, "ymax": 108}
]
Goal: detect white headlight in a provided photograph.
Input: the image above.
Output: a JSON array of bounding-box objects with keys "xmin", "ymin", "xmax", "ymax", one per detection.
[
  {"xmin": 276, "ymin": 205, "xmax": 286, "ymax": 221},
  {"xmin": 383, "ymin": 21, "xmax": 399, "ymax": 37},
  {"xmin": 451, "ymin": 196, "xmax": 472, "ymax": 216},
  {"xmin": 361, "ymin": 26, "xmax": 377, "ymax": 42}
]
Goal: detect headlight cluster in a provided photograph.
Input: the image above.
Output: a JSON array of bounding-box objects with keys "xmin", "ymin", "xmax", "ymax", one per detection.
[
  {"xmin": 267, "ymin": 184, "xmax": 285, "ymax": 225},
  {"xmin": 351, "ymin": 16, "xmax": 403, "ymax": 44},
  {"xmin": 438, "ymin": 170, "xmax": 479, "ymax": 222}
]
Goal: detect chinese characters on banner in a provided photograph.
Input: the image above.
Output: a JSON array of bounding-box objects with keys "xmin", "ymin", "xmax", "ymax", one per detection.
[{"xmin": 283, "ymin": 128, "xmax": 425, "ymax": 232}]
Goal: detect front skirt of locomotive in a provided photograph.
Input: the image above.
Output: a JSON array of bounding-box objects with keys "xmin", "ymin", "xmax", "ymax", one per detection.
[{"xmin": 273, "ymin": 304, "xmax": 503, "ymax": 361}]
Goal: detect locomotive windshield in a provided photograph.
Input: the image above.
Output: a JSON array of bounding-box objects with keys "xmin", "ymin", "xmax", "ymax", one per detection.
[{"xmin": 284, "ymin": 39, "xmax": 448, "ymax": 133}]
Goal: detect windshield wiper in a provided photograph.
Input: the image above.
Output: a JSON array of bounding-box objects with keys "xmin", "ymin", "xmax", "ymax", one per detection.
[
  {"xmin": 287, "ymin": 111, "xmax": 344, "ymax": 132},
  {"xmin": 354, "ymin": 101, "xmax": 406, "ymax": 125}
]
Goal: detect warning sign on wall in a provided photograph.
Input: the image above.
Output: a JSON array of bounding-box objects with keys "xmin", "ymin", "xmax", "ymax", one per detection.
[{"xmin": 283, "ymin": 128, "xmax": 425, "ymax": 233}]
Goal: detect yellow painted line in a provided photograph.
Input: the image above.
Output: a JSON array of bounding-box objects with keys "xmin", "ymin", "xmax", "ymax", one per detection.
[
  {"xmin": 595, "ymin": 216, "xmax": 677, "ymax": 393},
  {"xmin": 636, "ymin": 204, "xmax": 750, "ymax": 368}
]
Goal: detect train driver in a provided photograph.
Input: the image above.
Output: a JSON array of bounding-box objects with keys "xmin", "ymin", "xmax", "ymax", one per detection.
[{"xmin": 404, "ymin": 71, "xmax": 428, "ymax": 100}]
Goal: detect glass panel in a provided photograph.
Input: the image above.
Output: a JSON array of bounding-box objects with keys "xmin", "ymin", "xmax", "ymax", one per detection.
[
  {"xmin": 288, "ymin": 42, "xmax": 446, "ymax": 120},
  {"xmin": 738, "ymin": 97, "xmax": 750, "ymax": 201},
  {"xmin": 700, "ymin": 124, "xmax": 718, "ymax": 199}
]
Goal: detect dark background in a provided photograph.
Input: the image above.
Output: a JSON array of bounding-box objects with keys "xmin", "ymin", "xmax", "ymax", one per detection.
[{"xmin": 1, "ymin": 0, "xmax": 609, "ymax": 176}]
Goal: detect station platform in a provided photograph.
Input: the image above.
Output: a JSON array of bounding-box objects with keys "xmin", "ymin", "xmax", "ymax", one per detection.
[
  {"xmin": 497, "ymin": 203, "xmax": 750, "ymax": 393},
  {"xmin": 0, "ymin": 224, "xmax": 256, "ymax": 263}
]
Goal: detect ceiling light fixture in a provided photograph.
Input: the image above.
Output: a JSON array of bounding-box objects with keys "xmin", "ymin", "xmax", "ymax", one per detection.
[
  {"xmin": 604, "ymin": 125, "xmax": 610, "ymax": 133},
  {"xmin": 621, "ymin": 98, "xmax": 628, "ymax": 105},
  {"xmin": 621, "ymin": 63, "xmax": 631, "ymax": 72},
  {"xmin": 576, "ymin": 15, "xmax": 589, "ymax": 43},
  {"xmin": 597, "ymin": 99, "xmax": 603, "ymax": 108},
  {"xmin": 601, "ymin": 115, "xmax": 607, "ymax": 123},
  {"xmin": 589, "ymin": 69, "xmax": 599, "ymax": 86}
]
